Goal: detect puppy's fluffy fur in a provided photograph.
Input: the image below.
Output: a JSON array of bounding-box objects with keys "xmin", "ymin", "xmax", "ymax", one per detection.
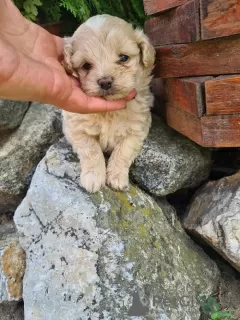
[{"xmin": 62, "ymin": 14, "xmax": 155, "ymax": 193}]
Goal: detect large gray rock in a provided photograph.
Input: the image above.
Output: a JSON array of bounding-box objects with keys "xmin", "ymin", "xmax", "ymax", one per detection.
[
  {"xmin": 0, "ymin": 216, "xmax": 25, "ymax": 302},
  {"xmin": 0, "ymin": 102, "xmax": 62, "ymax": 214},
  {"xmin": 184, "ymin": 172, "xmax": 240, "ymax": 272},
  {"xmin": 131, "ymin": 115, "xmax": 211, "ymax": 196},
  {"xmin": 14, "ymin": 139, "xmax": 219, "ymax": 320},
  {"xmin": 0, "ymin": 99, "xmax": 29, "ymax": 131}
]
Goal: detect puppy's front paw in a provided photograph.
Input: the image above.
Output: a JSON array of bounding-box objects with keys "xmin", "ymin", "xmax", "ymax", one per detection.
[
  {"xmin": 81, "ymin": 169, "xmax": 106, "ymax": 193},
  {"xmin": 107, "ymin": 171, "xmax": 129, "ymax": 191}
]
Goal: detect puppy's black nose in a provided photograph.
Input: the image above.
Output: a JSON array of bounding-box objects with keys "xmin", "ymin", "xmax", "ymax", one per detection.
[{"xmin": 98, "ymin": 77, "xmax": 113, "ymax": 90}]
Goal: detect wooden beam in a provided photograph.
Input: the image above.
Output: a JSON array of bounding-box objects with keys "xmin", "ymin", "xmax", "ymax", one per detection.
[
  {"xmin": 143, "ymin": 0, "xmax": 190, "ymax": 15},
  {"xmin": 155, "ymin": 35, "xmax": 240, "ymax": 78},
  {"xmin": 201, "ymin": 115, "xmax": 240, "ymax": 147},
  {"xmin": 200, "ymin": 0, "xmax": 240, "ymax": 40},
  {"xmin": 161, "ymin": 104, "xmax": 240, "ymax": 147},
  {"xmin": 145, "ymin": 1, "xmax": 200, "ymax": 46},
  {"xmin": 162, "ymin": 104, "xmax": 203, "ymax": 145},
  {"xmin": 205, "ymin": 75, "xmax": 240, "ymax": 115},
  {"xmin": 164, "ymin": 77, "xmax": 212, "ymax": 117}
]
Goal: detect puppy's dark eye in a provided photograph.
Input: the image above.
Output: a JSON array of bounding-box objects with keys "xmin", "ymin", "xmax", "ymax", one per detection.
[
  {"xmin": 82, "ymin": 62, "xmax": 92, "ymax": 70},
  {"xmin": 119, "ymin": 55, "xmax": 129, "ymax": 63}
]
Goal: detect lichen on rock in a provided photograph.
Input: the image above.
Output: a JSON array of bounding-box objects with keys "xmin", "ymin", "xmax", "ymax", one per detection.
[
  {"xmin": 0, "ymin": 218, "xmax": 25, "ymax": 302},
  {"xmin": 14, "ymin": 139, "xmax": 219, "ymax": 320}
]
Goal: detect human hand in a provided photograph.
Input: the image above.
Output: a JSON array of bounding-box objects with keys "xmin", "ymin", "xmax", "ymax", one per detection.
[{"xmin": 0, "ymin": 0, "xmax": 136, "ymax": 113}]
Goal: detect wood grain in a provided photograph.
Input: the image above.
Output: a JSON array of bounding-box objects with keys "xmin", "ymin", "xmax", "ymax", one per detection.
[
  {"xmin": 162, "ymin": 104, "xmax": 203, "ymax": 145},
  {"xmin": 145, "ymin": 1, "xmax": 200, "ymax": 46},
  {"xmin": 205, "ymin": 75, "xmax": 240, "ymax": 115},
  {"xmin": 162, "ymin": 104, "xmax": 240, "ymax": 147},
  {"xmin": 201, "ymin": 0, "xmax": 240, "ymax": 40},
  {"xmin": 155, "ymin": 35, "xmax": 240, "ymax": 78},
  {"xmin": 164, "ymin": 77, "xmax": 212, "ymax": 116},
  {"xmin": 144, "ymin": 0, "xmax": 190, "ymax": 15},
  {"xmin": 201, "ymin": 115, "xmax": 240, "ymax": 147}
]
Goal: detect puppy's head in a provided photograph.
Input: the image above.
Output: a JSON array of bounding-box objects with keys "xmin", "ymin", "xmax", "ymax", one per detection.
[{"xmin": 63, "ymin": 15, "xmax": 155, "ymax": 99}]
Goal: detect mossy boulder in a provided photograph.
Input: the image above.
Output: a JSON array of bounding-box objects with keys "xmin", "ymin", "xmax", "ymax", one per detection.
[{"xmin": 14, "ymin": 139, "xmax": 219, "ymax": 320}]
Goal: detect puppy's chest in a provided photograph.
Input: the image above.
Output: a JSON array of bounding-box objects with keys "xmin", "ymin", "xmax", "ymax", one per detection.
[
  {"xmin": 83, "ymin": 113, "xmax": 145, "ymax": 152},
  {"xmin": 98, "ymin": 116, "xmax": 132, "ymax": 151}
]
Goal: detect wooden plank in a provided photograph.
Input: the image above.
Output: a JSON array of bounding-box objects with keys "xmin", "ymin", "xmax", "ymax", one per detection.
[
  {"xmin": 155, "ymin": 35, "xmax": 240, "ymax": 78},
  {"xmin": 162, "ymin": 104, "xmax": 203, "ymax": 145},
  {"xmin": 144, "ymin": 0, "xmax": 190, "ymax": 15},
  {"xmin": 205, "ymin": 75, "xmax": 240, "ymax": 115},
  {"xmin": 162, "ymin": 104, "xmax": 240, "ymax": 147},
  {"xmin": 201, "ymin": 0, "xmax": 240, "ymax": 40},
  {"xmin": 145, "ymin": 1, "xmax": 200, "ymax": 46},
  {"xmin": 164, "ymin": 77, "xmax": 212, "ymax": 117},
  {"xmin": 201, "ymin": 115, "xmax": 240, "ymax": 147}
]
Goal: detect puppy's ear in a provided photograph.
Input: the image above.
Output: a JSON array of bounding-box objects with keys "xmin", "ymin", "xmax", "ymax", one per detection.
[
  {"xmin": 135, "ymin": 29, "xmax": 155, "ymax": 69},
  {"xmin": 63, "ymin": 37, "xmax": 74, "ymax": 74}
]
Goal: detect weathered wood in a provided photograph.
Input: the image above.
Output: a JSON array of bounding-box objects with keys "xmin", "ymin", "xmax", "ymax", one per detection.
[
  {"xmin": 155, "ymin": 35, "xmax": 240, "ymax": 78},
  {"xmin": 162, "ymin": 104, "xmax": 240, "ymax": 147},
  {"xmin": 205, "ymin": 75, "xmax": 240, "ymax": 115},
  {"xmin": 162, "ymin": 104, "xmax": 203, "ymax": 145},
  {"xmin": 144, "ymin": 0, "xmax": 190, "ymax": 15},
  {"xmin": 164, "ymin": 77, "xmax": 212, "ymax": 117},
  {"xmin": 201, "ymin": 0, "xmax": 240, "ymax": 40},
  {"xmin": 145, "ymin": 1, "xmax": 200, "ymax": 46},
  {"xmin": 201, "ymin": 115, "xmax": 240, "ymax": 147}
]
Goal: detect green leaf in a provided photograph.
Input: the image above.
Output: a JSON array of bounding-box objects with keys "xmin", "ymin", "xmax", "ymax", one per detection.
[
  {"xmin": 33, "ymin": 0, "xmax": 42, "ymax": 5},
  {"xmin": 30, "ymin": 5, "xmax": 38, "ymax": 16},
  {"xmin": 211, "ymin": 311, "xmax": 234, "ymax": 319},
  {"xmin": 208, "ymin": 297, "xmax": 218, "ymax": 307},
  {"xmin": 212, "ymin": 304, "xmax": 221, "ymax": 312},
  {"xmin": 203, "ymin": 305, "xmax": 212, "ymax": 313},
  {"xmin": 23, "ymin": 2, "xmax": 31, "ymax": 13}
]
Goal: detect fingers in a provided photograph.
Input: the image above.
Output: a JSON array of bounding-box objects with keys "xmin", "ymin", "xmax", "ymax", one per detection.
[
  {"xmin": 124, "ymin": 89, "xmax": 137, "ymax": 101},
  {"xmin": 59, "ymin": 84, "xmax": 137, "ymax": 114}
]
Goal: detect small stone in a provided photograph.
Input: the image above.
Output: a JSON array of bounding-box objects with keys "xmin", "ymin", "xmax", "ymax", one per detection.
[
  {"xmin": 0, "ymin": 99, "xmax": 29, "ymax": 131},
  {"xmin": 184, "ymin": 172, "xmax": 240, "ymax": 272},
  {"xmin": 14, "ymin": 139, "xmax": 219, "ymax": 320},
  {"xmin": 0, "ymin": 102, "xmax": 62, "ymax": 214},
  {"xmin": 0, "ymin": 218, "xmax": 25, "ymax": 302},
  {"xmin": 130, "ymin": 115, "xmax": 211, "ymax": 196}
]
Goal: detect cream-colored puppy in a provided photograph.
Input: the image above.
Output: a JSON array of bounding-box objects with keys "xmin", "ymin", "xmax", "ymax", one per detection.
[{"xmin": 62, "ymin": 14, "xmax": 155, "ymax": 193}]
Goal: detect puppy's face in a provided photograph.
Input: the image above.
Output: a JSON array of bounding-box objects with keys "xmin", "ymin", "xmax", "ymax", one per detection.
[{"xmin": 64, "ymin": 15, "xmax": 155, "ymax": 100}]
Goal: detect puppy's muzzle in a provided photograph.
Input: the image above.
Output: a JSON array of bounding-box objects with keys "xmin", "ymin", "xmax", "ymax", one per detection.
[{"xmin": 98, "ymin": 77, "xmax": 113, "ymax": 90}]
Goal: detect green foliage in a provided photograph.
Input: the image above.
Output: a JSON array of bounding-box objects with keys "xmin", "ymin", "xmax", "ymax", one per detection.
[
  {"xmin": 14, "ymin": 0, "xmax": 42, "ymax": 21},
  {"xmin": 14, "ymin": 0, "xmax": 146, "ymax": 26},
  {"xmin": 198, "ymin": 295, "xmax": 235, "ymax": 320},
  {"xmin": 59, "ymin": 0, "xmax": 91, "ymax": 21},
  {"xmin": 41, "ymin": 0, "xmax": 62, "ymax": 23}
]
